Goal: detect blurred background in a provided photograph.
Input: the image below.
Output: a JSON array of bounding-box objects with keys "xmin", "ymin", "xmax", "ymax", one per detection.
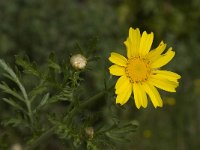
[{"xmin": 0, "ymin": 0, "xmax": 200, "ymax": 149}]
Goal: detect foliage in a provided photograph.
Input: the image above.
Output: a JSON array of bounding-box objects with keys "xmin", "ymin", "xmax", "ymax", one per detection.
[
  {"xmin": 0, "ymin": 48, "xmax": 138, "ymax": 149},
  {"xmin": 0, "ymin": 0, "xmax": 200, "ymax": 149}
]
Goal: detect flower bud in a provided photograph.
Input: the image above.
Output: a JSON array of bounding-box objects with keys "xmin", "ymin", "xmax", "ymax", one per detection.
[
  {"xmin": 85, "ymin": 127, "xmax": 94, "ymax": 139},
  {"xmin": 70, "ymin": 54, "xmax": 87, "ymax": 70},
  {"xmin": 11, "ymin": 143, "xmax": 23, "ymax": 150}
]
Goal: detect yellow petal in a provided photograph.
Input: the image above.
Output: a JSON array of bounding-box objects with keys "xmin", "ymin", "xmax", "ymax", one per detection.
[
  {"xmin": 138, "ymin": 83, "xmax": 148, "ymax": 108},
  {"xmin": 139, "ymin": 31, "xmax": 154, "ymax": 56},
  {"xmin": 115, "ymin": 75, "xmax": 129, "ymax": 89},
  {"xmin": 153, "ymin": 70, "xmax": 181, "ymax": 82},
  {"xmin": 133, "ymin": 83, "xmax": 148, "ymax": 109},
  {"xmin": 124, "ymin": 40, "xmax": 132, "ymax": 58},
  {"xmin": 116, "ymin": 83, "xmax": 132, "ymax": 105},
  {"xmin": 142, "ymin": 82, "xmax": 163, "ymax": 108},
  {"xmin": 152, "ymin": 74, "xmax": 178, "ymax": 83},
  {"xmin": 115, "ymin": 76, "xmax": 131, "ymax": 94},
  {"xmin": 151, "ymin": 48, "xmax": 175, "ymax": 68},
  {"xmin": 124, "ymin": 28, "xmax": 141, "ymax": 58},
  {"xmin": 149, "ymin": 75, "xmax": 178, "ymax": 92},
  {"xmin": 109, "ymin": 52, "xmax": 127, "ymax": 66},
  {"xmin": 146, "ymin": 41, "xmax": 167, "ymax": 61},
  {"xmin": 109, "ymin": 65, "xmax": 125, "ymax": 76},
  {"xmin": 133, "ymin": 83, "xmax": 141, "ymax": 109}
]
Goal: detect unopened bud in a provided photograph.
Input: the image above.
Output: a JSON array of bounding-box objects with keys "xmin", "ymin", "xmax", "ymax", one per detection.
[
  {"xmin": 70, "ymin": 54, "xmax": 87, "ymax": 69},
  {"xmin": 10, "ymin": 143, "xmax": 23, "ymax": 150},
  {"xmin": 85, "ymin": 127, "xmax": 94, "ymax": 139}
]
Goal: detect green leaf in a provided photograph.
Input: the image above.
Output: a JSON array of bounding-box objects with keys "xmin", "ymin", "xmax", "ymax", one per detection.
[
  {"xmin": 0, "ymin": 59, "xmax": 19, "ymax": 82},
  {"xmin": 0, "ymin": 82, "xmax": 24, "ymax": 102},
  {"xmin": 48, "ymin": 85, "xmax": 73, "ymax": 103},
  {"xmin": 2, "ymin": 73, "xmax": 17, "ymax": 83},
  {"xmin": 1, "ymin": 117, "xmax": 29, "ymax": 128},
  {"xmin": 75, "ymin": 42, "xmax": 84, "ymax": 54},
  {"xmin": 87, "ymin": 141, "xmax": 99, "ymax": 150},
  {"xmin": 0, "ymin": 59, "xmax": 29, "ymax": 101},
  {"xmin": 29, "ymin": 85, "xmax": 47, "ymax": 102},
  {"xmin": 106, "ymin": 132, "xmax": 129, "ymax": 142},
  {"xmin": 34, "ymin": 93, "xmax": 49, "ymax": 112},
  {"xmin": 97, "ymin": 120, "xmax": 139, "ymax": 143},
  {"xmin": 105, "ymin": 120, "xmax": 139, "ymax": 142},
  {"xmin": 15, "ymin": 55, "xmax": 41, "ymax": 77},
  {"xmin": 39, "ymin": 93, "xmax": 49, "ymax": 107},
  {"xmin": 2, "ymin": 98, "xmax": 27, "ymax": 113},
  {"xmin": 109, "ymin": 120, "xmax": 139, "ymax": 134},
  {"xmin": 48, "ymin": 52, "xmax": 61, "ymax": 72}
]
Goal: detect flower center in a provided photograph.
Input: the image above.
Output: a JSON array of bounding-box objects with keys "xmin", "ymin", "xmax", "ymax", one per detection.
[{"xmin": 125, "ymin": 57, "xmax": 151, "ymax": 83}]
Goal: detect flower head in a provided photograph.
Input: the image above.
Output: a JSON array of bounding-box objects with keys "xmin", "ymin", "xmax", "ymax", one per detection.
[{"xmin": 109, "ymin": 27, "xmax": 181, "ymax": 109}]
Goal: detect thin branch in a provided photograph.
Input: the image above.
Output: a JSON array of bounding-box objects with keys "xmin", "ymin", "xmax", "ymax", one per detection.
[
  {"xmin": 26, "ymin": 84, "xmax": 114, "ymax": 150},
  {"xmin": 24, "ymin": 127, "xmax": 56, "ymax": 150}
]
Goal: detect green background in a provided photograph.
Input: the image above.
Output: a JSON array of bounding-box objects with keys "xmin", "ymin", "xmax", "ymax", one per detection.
[{"xmin": 0, "ymin": 0, "xmax": 200, "ymax": 149}]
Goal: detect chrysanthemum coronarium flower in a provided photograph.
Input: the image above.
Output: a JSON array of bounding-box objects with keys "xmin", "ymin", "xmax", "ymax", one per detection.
[{"xmin": 109, "ymin": 27, "xmax": 181, "ymax": 109}]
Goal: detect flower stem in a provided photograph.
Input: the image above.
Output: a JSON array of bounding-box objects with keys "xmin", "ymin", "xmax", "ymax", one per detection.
[
  {"xmin": 65, "ymin": 83, "xmax": 114, "ymax": 125},
  {"xmin": 65, "ymin": 90, "xmax": 106, "ymax": 125},
  {"xmin": 24, "ymin": 127, "xmax": 56, "ymax": 150},
  {"xmin": 26, "ymin": 84, "xmax": 114, "ymax": 149}
]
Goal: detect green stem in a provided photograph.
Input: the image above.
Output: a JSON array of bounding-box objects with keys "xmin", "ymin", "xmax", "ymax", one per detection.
[
  {"xmin": 65, "ymin": 84, "xmax": 114, "ymax": 125},
  {"xmin": 26, "ymin": 100, "xmax": 34, "ymax": 125},
  {"xmin": 25, "ymin": 127, "xmax": 56, "ymax": 150},
  {"xmin": 26, "ymin": 84, "xmax": 114, "ymax": 149},
  {"xmin": 65, "ymin": 90, "xmax": 106, "ymax": 125}
]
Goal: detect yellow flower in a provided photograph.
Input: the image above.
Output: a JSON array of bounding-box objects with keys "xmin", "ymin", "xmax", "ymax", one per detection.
[{"xmin": 109, "ymin": 27, "xmax": 181, "ymax": 109}]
